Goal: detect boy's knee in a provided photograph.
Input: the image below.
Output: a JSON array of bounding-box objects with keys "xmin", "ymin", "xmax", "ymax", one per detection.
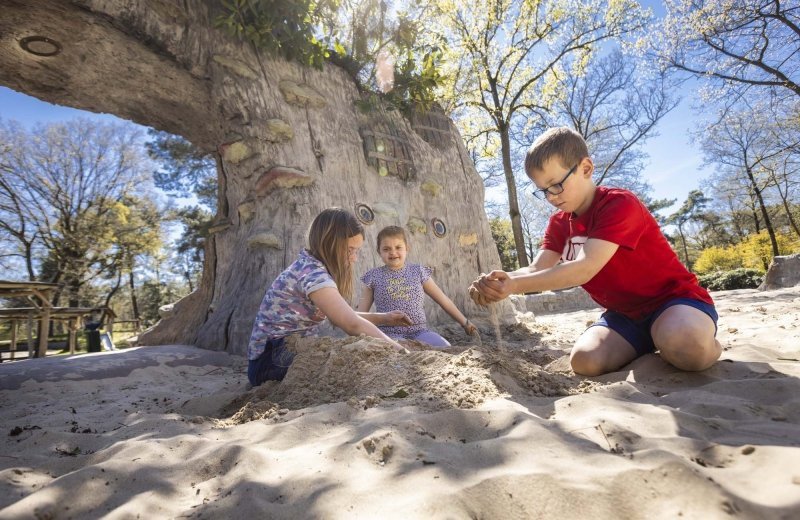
[
  {"xmin": 658, "ymin": 337, "xmax": 721, "ymax": 371},
  {"xmin": 653, "ymin": 309, "xmax": 720, "ymax": 372},
  {"xmin": 569, "ymin": 348, "xmax": 608, "ymax": 377}
]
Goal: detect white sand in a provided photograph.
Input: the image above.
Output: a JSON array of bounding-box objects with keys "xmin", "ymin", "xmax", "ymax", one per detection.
[{"xmin": 1, "ymin": 287, "xmax": 799, "ymax": 519}]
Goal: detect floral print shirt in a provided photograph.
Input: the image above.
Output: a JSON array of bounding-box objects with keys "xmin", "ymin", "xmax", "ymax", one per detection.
[{"xmin": 247, "ymin": 249, "xmax": 337, "ymax": 360}]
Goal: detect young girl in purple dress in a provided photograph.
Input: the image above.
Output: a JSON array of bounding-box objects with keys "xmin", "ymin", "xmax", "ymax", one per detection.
[{"xmin": 357, "ymin": 226, "xmax": 478, "ymax": 347}]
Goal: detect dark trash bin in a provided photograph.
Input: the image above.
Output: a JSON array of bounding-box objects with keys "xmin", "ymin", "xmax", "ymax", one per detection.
[{"xmin": 86, "ymin": 330, "xmax": 101, "ymax": 352}]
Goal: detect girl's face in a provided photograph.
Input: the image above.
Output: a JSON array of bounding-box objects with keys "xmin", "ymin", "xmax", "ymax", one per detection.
[
  {"xmin": 346, "ymin": 234, "xmax": 364, "ymax": 267},
  {"xmin": 378, "ymin": 235, "xmax": 407, "ymax": 270}
]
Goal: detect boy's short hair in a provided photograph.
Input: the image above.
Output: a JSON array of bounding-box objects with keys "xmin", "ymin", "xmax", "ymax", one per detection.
[
  {"xmin": 524, "ymin": 127, "xmax": 589, "ymax": 176},
  {"xmin": 376, "ymin": 225, "xmax": 408, "ymax": 250}
]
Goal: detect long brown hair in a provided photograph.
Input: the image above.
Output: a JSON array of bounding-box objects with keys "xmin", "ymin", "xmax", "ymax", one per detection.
[{"xmin": 307, "ymin": 208, "xmax": 364, "ymax": 300}]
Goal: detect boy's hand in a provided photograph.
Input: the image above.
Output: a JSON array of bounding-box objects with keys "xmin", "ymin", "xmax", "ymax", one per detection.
[
  {"xmin": 468, "ymin": 283, "xmax": 488, "ymax": 307},
  {"xmin": 382, "ymin": 311, "xmax": 412, "ymax": 326},
  {"xmin": 475, "ymin": 270, "xmax": 515, "ymax": 302}
]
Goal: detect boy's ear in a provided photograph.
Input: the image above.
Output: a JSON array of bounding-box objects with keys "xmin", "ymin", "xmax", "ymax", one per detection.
[{"xmin": 580, "ymin": 157, "xmax": 594, "ymax": 178}]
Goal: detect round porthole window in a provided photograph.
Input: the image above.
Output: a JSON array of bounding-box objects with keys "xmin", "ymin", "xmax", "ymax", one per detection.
[
  {"xmin": 431, "ymin": 218, "xmax": 446, "ymax": 238},
  {"xmin": 19, "ymin": 36, "xmax": 62, "ymax": 57},
  {"xmin": 355, "ymin": 203, "xmax": 375, "ymax": 225}
]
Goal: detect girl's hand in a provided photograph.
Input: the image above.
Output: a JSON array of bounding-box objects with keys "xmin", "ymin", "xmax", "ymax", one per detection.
[
  {"xmin": 389, "ymin": 339, "xmax": 410, "ymax": 354},
  {"xmin": 382, "ymin": 311, "xmax": 413, "ymax": 326},
  {"xmin": 462, "ymin": 319, "xmax": 478, "ymax": 336}
]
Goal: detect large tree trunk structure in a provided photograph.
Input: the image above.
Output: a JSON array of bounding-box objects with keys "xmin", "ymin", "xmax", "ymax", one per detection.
[{"xmin": 0, "ymin": 0, "xmax": 514, "ymax": 355}]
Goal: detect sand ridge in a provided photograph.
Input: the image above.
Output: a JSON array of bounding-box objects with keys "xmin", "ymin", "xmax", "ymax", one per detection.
[{"xmin": 0, "ymin": 287, "xmax": 799, "ymax": 518}]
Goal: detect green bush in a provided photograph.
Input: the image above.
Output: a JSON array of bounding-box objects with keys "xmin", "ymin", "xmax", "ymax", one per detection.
[{"xmin": 697, "ymin": 268, "xmax": 764, "ymax": 291}]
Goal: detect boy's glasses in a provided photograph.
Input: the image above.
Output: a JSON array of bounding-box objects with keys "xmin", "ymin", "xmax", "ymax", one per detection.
[{"xmin": 532, "ymin": 163, "xmax": 579, "ymax": 200}]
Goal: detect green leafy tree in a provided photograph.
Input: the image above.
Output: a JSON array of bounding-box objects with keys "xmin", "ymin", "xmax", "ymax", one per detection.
[
  {"xmin": 139, "ymin": 278, "xmax": 186, "ymax": 327},
  {"xmin": 145, "ymin": 129, "xmax": 217, "ymax": 211},
  {"xmin": 647, "ymin": 197, "xmax": 679, "ymax": 228},
  {"xmin": 144, "ymin": 129, "xmax": 217, "ymax": 296},
  {"xmin": 215, "ymin": 0, "xmax": 333, "ymax": 68},
  {"xmin": 488, "ymin": 217, "xmax": 518, "ymax": 271},
  {"xmin": 693, "ymin": 210, "xmax": 734, "ymax": 250},
  {"xmin": 667, "ymin": 189, "xmax": 709, "ymax": 268},
  {"xmin": 432, "ymin": 0, "xmax": 648, "ymax": 266},
  {"xmin": 172, "ymin": 206, "xmax": 213, "ymax": 292},
  {"xmin": 327, "ymin": 0, "xmax": 445, "ymax": 112},
  {"xmin": 107, "ymin": 197, "xmax": 164, "ymax": 322},
  {"xmin": 217, "ymin": 0, "xmax": 444, "ymax": 114}
]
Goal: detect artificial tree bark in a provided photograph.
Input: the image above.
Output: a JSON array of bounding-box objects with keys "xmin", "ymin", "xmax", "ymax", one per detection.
[{"xmin": 0, "ymin": 0, "xmax": 514, "ymax": 355}]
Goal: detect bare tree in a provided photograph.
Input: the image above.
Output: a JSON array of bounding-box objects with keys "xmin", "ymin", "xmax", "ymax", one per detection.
[
  {"xmin": 518, "ymin": 193, "xmax": 554, "ymax": 261},
  {"xmin": 433, "ymin": 0, "xmax": 648, "ymax": 266},
  {"xmin": 764, "ymin": 107, "xmax": 800, "ymax": 238},
  {"xmin": 0, "ymin": 138, "xmax": 42, "ymax": 280},
  {"xmin": 0, "ymin": 118, "xmax": 160, "ymax": 306},
  {"xmin": 544, "ymin": 50, "xmax": 679, "ymax": 196},
  {"xmin": 649, "ymin": 0, "xmax": 800, "ymax": 105},
  {"xmin": 698, "ymin": 106, "xmax": 795, "ymax": 258},
  {"xmin": 701, "ymin": 173, "xmax": 760, "ymax": 242}
]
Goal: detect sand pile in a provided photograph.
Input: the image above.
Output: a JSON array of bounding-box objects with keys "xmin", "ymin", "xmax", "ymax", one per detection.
[{"xmin": 219, "ymin": 330, "xmax": 589, "ymax": 425}]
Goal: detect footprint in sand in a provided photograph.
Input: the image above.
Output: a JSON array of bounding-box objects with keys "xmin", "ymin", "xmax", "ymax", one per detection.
[{"xmin": 359, "ymin": 432, "xmax": 394, "ymax": 465}]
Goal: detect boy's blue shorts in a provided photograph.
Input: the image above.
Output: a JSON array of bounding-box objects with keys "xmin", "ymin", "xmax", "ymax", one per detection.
[
  {"xmin": 589, "ymin": 298, "xmax": 718, "ymax": 357},
  {"xmin": 247, "ymin": 337, "xmax": 295, "ymax": 386}
]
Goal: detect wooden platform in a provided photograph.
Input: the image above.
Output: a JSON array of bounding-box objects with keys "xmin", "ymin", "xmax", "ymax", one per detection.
[{"xmin": 1, "ymin": 280, "xmax": 116, "ymax": 360}]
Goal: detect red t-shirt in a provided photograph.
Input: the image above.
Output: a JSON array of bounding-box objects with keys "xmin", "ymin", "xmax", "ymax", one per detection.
[{"xmin": 541, "ymin": 187, "xmax": 712, "ymax": 320}]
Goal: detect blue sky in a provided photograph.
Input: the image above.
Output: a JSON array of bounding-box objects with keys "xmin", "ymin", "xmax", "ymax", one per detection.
[
  {"xmin": 0, "ymin": 87, "xmax": 123, "ymax": 126},
  {"xmin": 642, "ymin": 95, "xmax": 710, "ymax": 206},
  {"xmin": 633, "ymin": 3, "xmax": 711, "ymax": 209},
  {"xmin": 0, "ymin": 1, "xmax": 707, "ymax": 213}
]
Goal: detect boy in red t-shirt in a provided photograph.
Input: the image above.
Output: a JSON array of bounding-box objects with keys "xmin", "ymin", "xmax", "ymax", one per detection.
[{"xmin": 470, "ymin": 127, "xmax": 721, "ymax": 376}]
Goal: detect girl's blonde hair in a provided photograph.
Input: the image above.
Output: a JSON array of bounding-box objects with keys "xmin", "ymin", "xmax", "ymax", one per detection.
[
  {"xmin": 308, "ymin": 208, "xmax": 364, "ymax": 300},
  {"xmin": 376, "ymin": 225, "xmax": 408, "ymax": 251}
]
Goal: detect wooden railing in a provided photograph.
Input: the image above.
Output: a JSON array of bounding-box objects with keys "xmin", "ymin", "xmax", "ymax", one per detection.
[{"xmin": 0, "ymin": 306, "xmax": 117, "ymax": 361}]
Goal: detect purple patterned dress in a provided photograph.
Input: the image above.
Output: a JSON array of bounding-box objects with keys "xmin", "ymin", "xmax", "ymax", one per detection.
[{"xmin": 361, "ymin": 263, "xmax": 433, "ymax": 339}]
